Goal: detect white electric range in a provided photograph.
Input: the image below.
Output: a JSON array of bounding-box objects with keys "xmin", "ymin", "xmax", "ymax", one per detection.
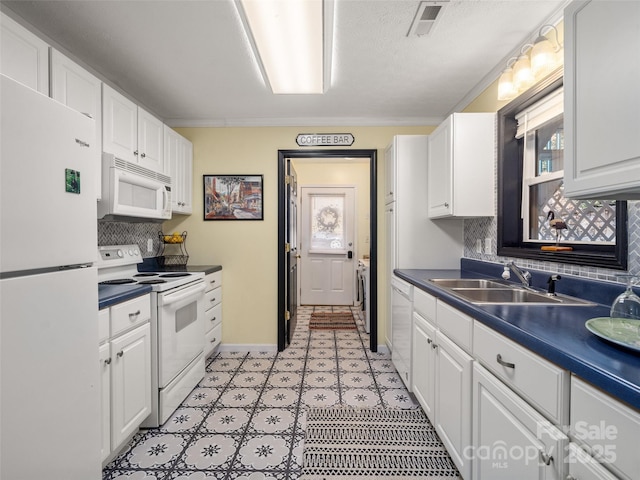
[{"xmin": 98, "ymin": 245, "xmax": 206, "ymax": 427}]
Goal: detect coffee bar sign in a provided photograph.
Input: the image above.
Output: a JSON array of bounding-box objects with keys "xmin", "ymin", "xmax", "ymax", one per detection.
[{"xmin": 296, "ymin": 133, "xmax": 354, "ymax": 147}]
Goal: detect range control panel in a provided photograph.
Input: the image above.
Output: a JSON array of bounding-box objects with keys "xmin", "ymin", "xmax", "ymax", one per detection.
[{"xmin": 97, "ymin": 244, "xmax": 142, "ymax": 268}]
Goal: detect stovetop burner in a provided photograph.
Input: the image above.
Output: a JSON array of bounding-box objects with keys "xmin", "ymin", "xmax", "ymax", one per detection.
[
  {"xmin": 160, "ymin": 273, "xmax": 190, "ymax": 278},
  {"xmin": 99, "ymin": 278, "xmax": 136, "ymax": 285},
  {"xmin": 134, "ymin": 273, "xmax": 158, "ymax": 278},
  {"xmin": 137, "ymin": 279, "xmax": 167, "ymax": 285}
]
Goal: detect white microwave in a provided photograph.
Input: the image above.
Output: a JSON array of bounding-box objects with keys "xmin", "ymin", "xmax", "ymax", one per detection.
[{"xmin": 98, "ymin": 153, "xmax": 172, "ymax": 220}]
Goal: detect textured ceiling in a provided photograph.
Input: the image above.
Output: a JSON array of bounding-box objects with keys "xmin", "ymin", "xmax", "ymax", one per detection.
[{"xmin": 2, "ymin": 0, "xmax": 567, "ymax": 127}]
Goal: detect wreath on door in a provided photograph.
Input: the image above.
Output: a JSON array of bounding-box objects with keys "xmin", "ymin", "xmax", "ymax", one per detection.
[{"xmin": 316, "ymin": 206, "xmax": 340, "ymax": 232}]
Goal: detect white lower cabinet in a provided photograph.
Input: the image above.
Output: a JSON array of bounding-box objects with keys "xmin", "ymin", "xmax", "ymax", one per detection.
[
  {"xmin": 411, "ymin": 289, "xmax": 472, "ymax": 479},
  {"xmin": 412, "ymin": 310, "xmax": 436, "ymax": 423},
  {"xmin": 99, "ymin": 294, "xmax": 152, "ymax": 464},
  {"xmin": 110, "ymin": 322, "xmax": 152, "ymax": 449},
  {"xmin": 435, "ymin": 331, "xmax": 473, "ymax": 479},
  {"xmin": 473, "ymin": 362, "xmax": 567, "ymax": 479},
  {"xmin": 204, "ymin": 270, "xmax": 222, "ymax": 356},
  {"xmin": 570, "ymin": 375, "xmax": 640, "ymax": 480}
]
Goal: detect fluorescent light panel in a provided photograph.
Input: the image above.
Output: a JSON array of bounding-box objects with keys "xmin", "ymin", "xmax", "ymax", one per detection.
[{"xmin": 239, "ymin": 0, "xmax": 327, "ymax": 94}]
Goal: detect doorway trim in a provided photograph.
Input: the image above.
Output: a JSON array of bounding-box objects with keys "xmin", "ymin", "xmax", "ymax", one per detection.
[{"xmin": 277, "ymin": 149, "xmax": 378, "ymax": 352}]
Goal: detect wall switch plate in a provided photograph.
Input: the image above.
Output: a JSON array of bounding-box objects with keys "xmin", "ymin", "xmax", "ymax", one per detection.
[
  {"xmin": 147, "ymin": 238, "xmax": 153, "ymax": 253},
  {"xmin": 484, "ymin": 238, "xmax": 492, "ymax": 253},
  {"xmin": 476, "ymin": 239, "xmax": 482, "ymax": 254}
]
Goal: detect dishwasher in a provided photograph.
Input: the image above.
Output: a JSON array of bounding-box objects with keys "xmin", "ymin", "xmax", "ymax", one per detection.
[{"xmin": 391, "ymin": 276, "xmax": 413, "ymax": 390}]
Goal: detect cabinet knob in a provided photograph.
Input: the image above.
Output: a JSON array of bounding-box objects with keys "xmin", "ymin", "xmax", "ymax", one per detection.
[
  {"xmin": 496, "ymin": 354, "xmax": 515, "ymax": 369},
  {"xmin": 427, "ymin": 338, "xmax": 432, "ymax": 344},
  {"xmin": 212, "ymin": 317, "xmax": 217, "ymax": 321},
  {"xmin": 539, "ymin": 450, "xmax": 553, "ymax": 466},
  {"xmin": 104, "ymin": 358, "xmax": 112, "ymax": 365},
  {"xmin": 444, "ymin": 202, "xmax": 449, "ymax": 208},
  {"xmin": 134, "ymin": 150, "xmax": 139, "ymax": 156},
  {"xmin": 117, "ymin": 351, "xmax": 124, "ymax": 358},
  {"xmin": 211, "ymin": 338, "xmax": 216, "ymax": 343},
  {"xmin": 431, "ymin": 342, "xmax": 438, "ymax": 350},
  {"xmin": 140, "ymin": 152, "xmax": 146, "ymax": 158}
]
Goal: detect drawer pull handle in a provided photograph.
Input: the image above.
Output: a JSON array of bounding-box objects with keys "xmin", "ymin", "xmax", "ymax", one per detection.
[
  {"xmin": 496, "ymin": 354, "xmax": 515, "ymax": 369},
  {"xmin": 427, "ymin": 338, "xmax": 432, "ymax": 344},
  {"xmin": 211, "ymin": 338, "xmax": 216, "ymax": 343},
  {"xmin": 210, "ymin": 298, "xmax": 216, "ymax": 303},
  {"xmin": 212, "ymin": 316, "xmax": 217, "ymax": 321},
  {"xmin": 431, "ymin": 342, "xmax": 438, "ymax": 350},
  {"xmin": 117, "ymin": 351, "xmax": 124, "ymax": 358},
  {"xmin": 210, "ymin": 280, "xmax": 216, "ymax": 284},
  {"xmin": 129, "ymin": 310, "xmax": 141, "ymax": 320},
  {"xmin": 539, "ymin": 450, "xmax": 553, "ymax": 466},
  {"xmin": 104, "ymin": 358, "xmax": 112, "ymax": 365}
]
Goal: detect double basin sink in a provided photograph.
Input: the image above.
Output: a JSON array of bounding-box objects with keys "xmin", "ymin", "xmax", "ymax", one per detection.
[{"xmin": 428, "ymin": 278, "xmax": 595, "ymax": 306}]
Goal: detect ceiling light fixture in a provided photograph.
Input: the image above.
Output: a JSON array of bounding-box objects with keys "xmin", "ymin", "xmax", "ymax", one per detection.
[
  {"xmin": 235, "ymin": 0, "xmax": 333, "ymax": 94},
  {"xmin": 496, "ymin": 23, "xmax": 563, "ymax": 102}
]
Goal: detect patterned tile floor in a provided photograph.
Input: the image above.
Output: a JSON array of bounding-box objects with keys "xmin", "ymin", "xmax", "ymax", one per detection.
[{"xmin": 102, "ymin": 305, "xmax": 420, "ymax": 480}]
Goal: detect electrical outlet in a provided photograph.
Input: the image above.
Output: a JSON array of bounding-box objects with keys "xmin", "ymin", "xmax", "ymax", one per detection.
[
  {"xmin": 147, "ymin": 238, "xmax": 153, "ymax": 253},
  {"xmin": 476, "ymin": 239, "xmax": 482, "ymax": 254},
  {"xmin": 484, "ymin": 238, "xmax": 492, "ymax": 253}
]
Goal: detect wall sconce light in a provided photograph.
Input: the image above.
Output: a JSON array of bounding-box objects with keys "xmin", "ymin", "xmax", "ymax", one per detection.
[
  {"xmin": 497, "ymin": 57, "xmax": 517, "ymax": 101},
  {"xmin": 496, "ymin": 23, "xmax": 563, "ymax": 101},
  {"xmin": 531, "ymin": 25, "xmax": 562, "ymax": 77}
]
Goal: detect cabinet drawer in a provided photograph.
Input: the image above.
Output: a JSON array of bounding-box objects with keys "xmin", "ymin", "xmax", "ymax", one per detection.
[
  {"xmin": 98, "ymin": 308, "xmax": 110, "ymax": 344},
  {"xmin": 571, "ymin": 376, "xmax": 640, "ymax": 480},
  {"xmin": 413, "ymin": 288, "xmax": 436, "ymax": 322},
  {"xmin": 205, "ymin": 286, "xmax": 222, "ymax": 309},
  {"xmin": 205, "ymin": 323, "xmax": 222, "ymax": 355},
  {"xmin": 473, "ymin": 321, "xmax": 569, "ymax": 425},
  {"xmin": 436, "ymin": 301, "xmax": 472, "ymax": 353},
  {"xmin": 205, "ymin": 271, "xmax": 222, "ymax": 293},
  {"xmin": 111, "ymin": 295, "xmax": 151, "ymax": 337},
  {"xmin": 205, "ymin": 302, "xmax": 222, "ymax": 333}
]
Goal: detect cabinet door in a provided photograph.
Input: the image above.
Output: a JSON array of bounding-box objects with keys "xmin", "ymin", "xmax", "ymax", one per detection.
[
  {"xmin": 138, "ymin": 107, "xmax": 164, "ymax": 173},
  {"xmin": 564, "ymin": 0, "xmax": 640, "ymax": 199},
  {"xmin": 473, "ymin": 362, "xmax": 567, "ymax": 480},
  {"xmin": 427, "ymin": 118, "xmax": 452, "ymax": 217},
  {"xmin": 111, "ymin": 322, "xmax": 151, "ymax": 449},
  {"xmin": 435, "ymin": 332, "xmax": 473, "ymax": 480},
  {"xmin": 412, "ymin": 311, "xmax": 436, "ymax": 423},
  {"xmin": 384, "ymin": 141, "xmax": 396, "ymax": 204},
  {"xmin": 384, "ymin": 204, "xmax": 396, "ymax": 350},
  {"xmin": 165, "ymin": 125, "xmax": 182, "ymax": 211},
  {"xmin": 391, "ymin": 278, "xmax": 412, "ymax": 390},
  {"xmin": 99, "ymin": 342, "xmax": 111, "ymax": 462},
  {"xmin": 50, "ymin": 49, "xmax": 103, "ymax": 199},
  {"xmin": 103, "ymin": 84, "xmax": 138, "ymax": 163},
  {"xmin": 0, "ymin": 12, "xmax": 49, "ymax": 94},
  {"xmin": 566, "ymin": 443, "xmax": 618, "ymax": 480},
  {"xmin": 180, "ymin": 138, "xmax": 193, "ymax": 214}
]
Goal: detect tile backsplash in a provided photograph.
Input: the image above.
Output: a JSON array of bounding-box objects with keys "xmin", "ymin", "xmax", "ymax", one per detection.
[
  {"xmin": 464, "ymin": 201, "xmax": 640, "ymax": 282},
  {"xmin": 98, "ymin": 220, "xmax": 163, "ymax": 257}
]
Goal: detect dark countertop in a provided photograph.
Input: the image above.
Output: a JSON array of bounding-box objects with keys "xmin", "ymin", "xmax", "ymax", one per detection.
[
  {"xmin": 395, "ymin": 261, "xmax": 640, "ymax": 410},
  {"xmin": 138, "ymin": 257, "xmax": 222, "ymax": 275},
  {"xmin": 99, "ymin": 284, "xmax": 152, "ymax": 310}
]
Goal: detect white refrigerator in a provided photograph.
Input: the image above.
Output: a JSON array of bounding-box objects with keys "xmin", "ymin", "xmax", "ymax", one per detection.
[{"xmin": 1, "ymin": 75, "xmax": 101, "ymax": 479}]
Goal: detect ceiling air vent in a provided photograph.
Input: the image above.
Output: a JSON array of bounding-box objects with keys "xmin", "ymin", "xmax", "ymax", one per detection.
[{"xmin": 407, "ymin": 1, "xmax": 449, "ymax": 37}]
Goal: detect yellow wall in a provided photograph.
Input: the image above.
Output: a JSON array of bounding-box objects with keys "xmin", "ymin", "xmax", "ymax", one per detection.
[{"xmin": 163, "ymin": 126, "xmax": 433, "ymax": 348}]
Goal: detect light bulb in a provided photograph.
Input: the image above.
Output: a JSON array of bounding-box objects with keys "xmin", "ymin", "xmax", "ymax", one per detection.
[
  {"xmin": 531, "ymin": 36, "xmax": 556, "ymax": 77},
  {"xmin": 513, "ymin": 54, "xmax": 534, "ymax": 92},
  {"xmin": 497, "ymin": 67, "xmax": 516, "ymax": 101}
]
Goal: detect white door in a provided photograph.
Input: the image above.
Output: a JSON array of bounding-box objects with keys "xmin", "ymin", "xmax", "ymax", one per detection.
[{"xmin": 300, "ymin": 186, "xmax": 356, "ymax": 305}]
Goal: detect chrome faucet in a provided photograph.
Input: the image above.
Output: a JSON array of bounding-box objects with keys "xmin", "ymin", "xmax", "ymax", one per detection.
[{"xmin": 503, "ymin": 261, "xmax": 532, "ymax": 289}]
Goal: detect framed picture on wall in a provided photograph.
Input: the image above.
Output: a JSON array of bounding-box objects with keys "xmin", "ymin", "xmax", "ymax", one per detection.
[{"xmin": 203, "ymin": 174, "xmax": 264, "ymax": 220}]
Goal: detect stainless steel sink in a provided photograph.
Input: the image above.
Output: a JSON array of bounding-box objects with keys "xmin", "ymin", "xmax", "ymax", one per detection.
[
  {"xmin": 428, "ymin": 278, "xmax": 596, "ymax": 306},
  {"xmin": 428, "ymin": 278, "xmax": 511, "ymax": 289}
]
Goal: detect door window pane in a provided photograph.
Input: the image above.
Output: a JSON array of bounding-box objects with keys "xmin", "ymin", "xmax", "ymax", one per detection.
[{"xmin": 310, "ymin": 194, "xmax": 345, "ymax": 251}]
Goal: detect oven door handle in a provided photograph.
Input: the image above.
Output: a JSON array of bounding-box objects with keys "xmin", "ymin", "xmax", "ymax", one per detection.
[{"xmin": 161, "ymin": 283, "xmax": 205, "ymax": 307}]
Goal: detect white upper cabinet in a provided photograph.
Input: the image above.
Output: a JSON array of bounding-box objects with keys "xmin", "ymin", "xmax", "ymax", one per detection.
[
  {"xmin": 428, "ymin": 112, "xmax": 495, "ymax": 218},
  {"xmin": 0, "ymin": 12, "xmax": 49, "ymax": 94},
  {"xmin": 103, "ymin": 84, "xmax": 165, "ymax": 174},
  {"xmin": 50, "ymin": 49, "xmax": 103, "ymax": 198},
  {"xmin": 564, "ymin": 0, "xmax": 640, "ymax": 199},
  {"xmin": 165, "ymin": 125, "xmax": 193, "ymax": 215}
]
